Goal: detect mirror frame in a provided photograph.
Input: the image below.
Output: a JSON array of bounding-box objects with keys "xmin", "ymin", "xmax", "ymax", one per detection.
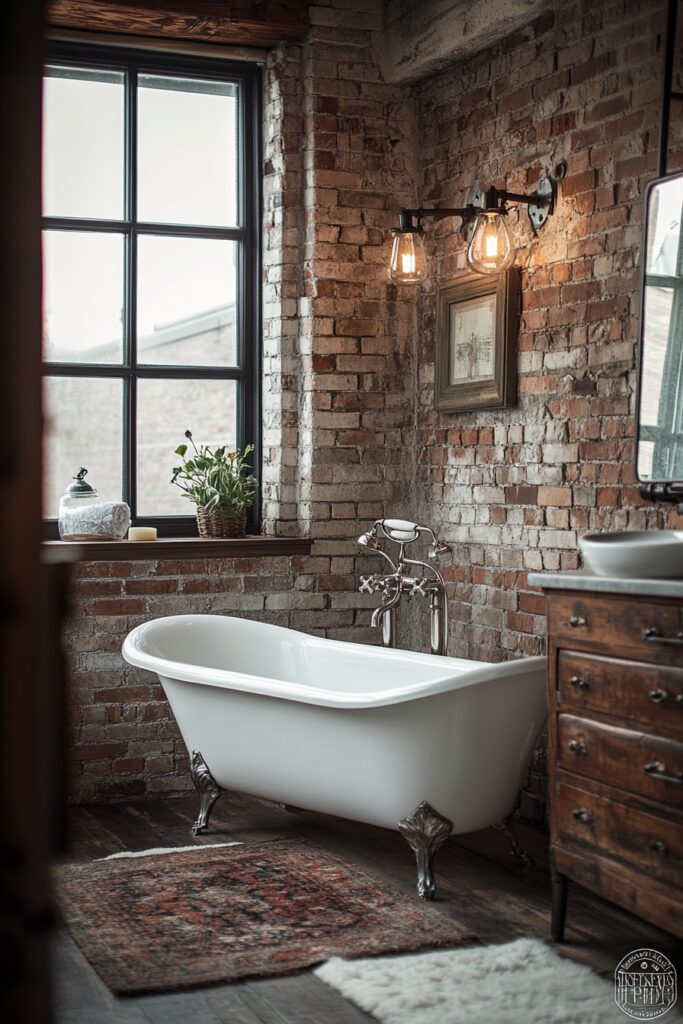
[{"xmin": 635, "ymin": 168, "xmax": 683, "ymax": 506}]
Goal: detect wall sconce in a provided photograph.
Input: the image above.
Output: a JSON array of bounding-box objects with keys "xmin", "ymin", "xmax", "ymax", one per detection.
[
  {"xmin": 389, "ymin": 187, "xmax": 483, "ymax": 285},
  {"xmin": 389, "ymin": 164, "xmax": 566, "ymax": 281}
]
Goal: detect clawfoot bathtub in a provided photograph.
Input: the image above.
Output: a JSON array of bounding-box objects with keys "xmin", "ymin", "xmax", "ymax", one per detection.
[{"xmin": 123, "ymin": 615, "xmax": 547, "ymax": 898}]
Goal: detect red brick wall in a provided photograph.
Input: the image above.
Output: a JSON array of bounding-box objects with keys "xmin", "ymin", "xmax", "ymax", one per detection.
[{"xmin": 409, "ymin": 0, "xmax": 683, "ymax": 820}]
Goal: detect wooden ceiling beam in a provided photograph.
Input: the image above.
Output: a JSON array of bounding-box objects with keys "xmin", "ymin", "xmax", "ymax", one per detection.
[{"xmin": 47, "ymin": 0, "xmax": 310, "ymax": 48}]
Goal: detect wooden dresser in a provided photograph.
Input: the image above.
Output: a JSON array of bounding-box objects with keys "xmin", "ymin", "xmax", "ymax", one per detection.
[{"xmin": 530, "ymin": 573, "xmax": 683, "ymax": 940}]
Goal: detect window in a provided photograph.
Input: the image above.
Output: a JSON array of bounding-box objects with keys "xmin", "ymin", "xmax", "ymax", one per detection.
[{"xmin": 42, "ymin": 43, "xmax": 261, "ymax": 534}]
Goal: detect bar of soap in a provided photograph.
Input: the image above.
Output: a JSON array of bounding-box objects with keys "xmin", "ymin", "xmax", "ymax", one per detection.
[{"xmin": 128, "ymin": 527, "xmax": 157, "ymax": 541}]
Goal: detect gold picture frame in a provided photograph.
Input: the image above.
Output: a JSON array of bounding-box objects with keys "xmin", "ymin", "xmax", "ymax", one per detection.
[{"xmin": 434, "ymin": 269, "xmax": 519, "ymax": 412}]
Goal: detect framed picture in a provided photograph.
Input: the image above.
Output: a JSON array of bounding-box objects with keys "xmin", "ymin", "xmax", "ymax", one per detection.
[{"xmin": 434, "ymin": 268, "xmax": 519, "ymax": 412}]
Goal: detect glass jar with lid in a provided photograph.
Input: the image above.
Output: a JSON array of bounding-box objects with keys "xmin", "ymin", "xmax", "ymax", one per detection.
[{"xmin": 58, "ymin": 467, "xmax": 99, "ymax": 540}]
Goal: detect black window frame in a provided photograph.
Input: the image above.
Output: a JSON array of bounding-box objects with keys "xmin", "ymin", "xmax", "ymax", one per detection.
[{"xmin": 42, "ymin": 40, "xmax": 262, "ymax": 537}]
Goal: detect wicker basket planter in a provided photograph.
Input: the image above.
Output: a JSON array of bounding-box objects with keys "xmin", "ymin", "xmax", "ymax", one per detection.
[{"xmin": 196, "ymin": 506, "xmax": 247, "ymax": 539}]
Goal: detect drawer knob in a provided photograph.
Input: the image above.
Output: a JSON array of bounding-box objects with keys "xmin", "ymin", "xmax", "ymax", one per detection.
[
  {"xmin": 649, "ymin": 838, "xmax": 667, "ymax": 854},
  {"xmin": 643, "ymin": 626, "xmax": 683, "ymax": 646},
  {"xmin": 644, "ymin": 761, "xmax": 683, "ymax": 785},
  {"xmin": 648, "ymin": 689, "xmax": 669, "ymax": 704},
  {"xmin": 569, "ymin": 615, "xmax": 587, "ymax": 629},
  {"xmin": 569, "ymin": 674, "xmax": 590, "ymax": 690},
  {"xmin": 572, "ymin": 807, "xmax": 591, "ymax": 823},
  {"xmin": 568, "ymin": 738, "xmax": 587, "ymax": 754}
]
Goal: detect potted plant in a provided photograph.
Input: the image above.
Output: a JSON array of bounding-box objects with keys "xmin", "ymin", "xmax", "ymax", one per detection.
[{"xmin": 170, "ymin": 431, "xmax": 257, "ymax": 538}]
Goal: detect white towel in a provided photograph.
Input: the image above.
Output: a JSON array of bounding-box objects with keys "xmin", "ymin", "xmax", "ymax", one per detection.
[{"xmin": 59, "ymin": 501, "xmax": 131, "ymax": 541}]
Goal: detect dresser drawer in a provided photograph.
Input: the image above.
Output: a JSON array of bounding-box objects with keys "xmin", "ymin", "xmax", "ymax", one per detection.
[
  {"xmin": 554, "ymin": 780, "xmax": 683, "ymax": 890},
  {"xmin": 557, "ymin": 651, "xmax": 683, "ymax": 737},
  {"xmin": 558, "ymin": 713, "xmax": 683, "ymax": 808},
  {"xmin": 548, "ymin": 593, "xmax": 683, "ymax": 661}
]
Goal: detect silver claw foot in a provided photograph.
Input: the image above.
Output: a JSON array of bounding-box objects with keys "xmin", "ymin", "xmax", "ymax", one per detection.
[
  {"xmin": 190, "ymin": 750, "xmax": 221, "ymax": 836},
  {"xmin": 493, "ymin": 804, "xmax": 534, "ymax": 868},
  {"xmin": 398, "ymin": 801, "xmax": 453, "ymax": 900}
]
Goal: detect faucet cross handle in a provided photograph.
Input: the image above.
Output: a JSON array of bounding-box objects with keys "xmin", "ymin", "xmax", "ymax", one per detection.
[
  {"xmin": 408, "ymin": 577, "xmax": 429, "ymax": 598},
  {"xmin": 359, "ymin": 574, "xmax": 379, "ymax": 594}
]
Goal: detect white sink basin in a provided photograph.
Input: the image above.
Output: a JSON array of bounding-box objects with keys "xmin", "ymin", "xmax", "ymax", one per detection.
[{"xmin": 579, "ymin": 531, "xmax": 683, "ymax": 579}]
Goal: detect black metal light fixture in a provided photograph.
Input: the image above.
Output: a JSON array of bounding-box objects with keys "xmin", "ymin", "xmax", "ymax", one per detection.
[
  {"xmin": 467, "ymin": 175, "xmax": 558, "ymax": 274},
  {"xmin": 389, "ymin": 186, "xmax": 483, "ymax": 285},
  {"xmin": 389, "ymin": 165, "xmax": 566, "ymax": 282}
]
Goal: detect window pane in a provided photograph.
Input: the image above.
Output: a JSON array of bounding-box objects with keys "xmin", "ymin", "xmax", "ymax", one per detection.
[
  {"xmin": 43, "ymin": 230, "xmax": 125, "ymax": 363},
  {"xmin": 640, "ymin": 285, "xmax": 674, "ymax": 431},
  {"xmin": 43, "ymin": 377, "xmax": 124, "ymax": 518},
  {"xmin": 43, "ymin": 66, "xmax": 124, "ymax": 220},
  {"xmin": 137, "ymin": 379, "xmax": 237, "ymax": 516},
  {"xmin": 137, "ymin": 75, "xmax": 238, "ymax": 227},
  {"xmin": 646, "ymin": 178, "xmax": 683, "ymax": 276},
  {"xmin": 638, "ymin": 440, "xmax": 654, "ymax": 480},
  {"xmin": 137, "ymin": 235, "xmax": 237, "ymax": 366}
]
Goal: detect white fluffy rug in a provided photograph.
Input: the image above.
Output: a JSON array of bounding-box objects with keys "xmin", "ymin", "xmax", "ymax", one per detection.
[{"xmin": 315, "ymin": 937, "xmax": 633, "ymax": 1024}]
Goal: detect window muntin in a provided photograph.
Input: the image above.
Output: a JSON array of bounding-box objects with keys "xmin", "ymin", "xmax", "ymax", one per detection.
[{"xmin": 42, "ymin": 44, "xmax": 260, "ymax": 531}]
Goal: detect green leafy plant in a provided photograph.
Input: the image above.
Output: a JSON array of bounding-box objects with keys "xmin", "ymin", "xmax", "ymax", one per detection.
[{"xmin": 170, "ymin": 431, "xmax": 257, "ymax": 514}]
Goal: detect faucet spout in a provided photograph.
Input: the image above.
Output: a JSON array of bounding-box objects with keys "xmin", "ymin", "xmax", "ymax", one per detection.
[
  {"xmin": 370, "ymin": 582, "xmax": 401, "ymax": 628},
  {"xmin": 371, "ymin": 581, "xmax": 401, "ymax": 647}
]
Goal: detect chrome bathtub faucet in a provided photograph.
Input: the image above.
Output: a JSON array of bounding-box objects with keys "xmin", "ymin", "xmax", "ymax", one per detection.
[{"xmin": 357, "ymin": 518, "xmax": 452, "ymax": 656}]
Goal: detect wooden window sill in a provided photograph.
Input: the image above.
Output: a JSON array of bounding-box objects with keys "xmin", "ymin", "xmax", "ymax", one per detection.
[{"xmin": 41, "ymin": 535, "xmax": 312, "ymax": 563}]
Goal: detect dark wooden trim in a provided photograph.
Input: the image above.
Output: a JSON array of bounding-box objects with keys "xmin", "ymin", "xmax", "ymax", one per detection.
[
  {"xmin": 47, "ymin": 1, "xmax": 310, "ymax": 48},
  {"xmin": 42, "ymin": 535, "xmax": 313, "ymax": 562}
]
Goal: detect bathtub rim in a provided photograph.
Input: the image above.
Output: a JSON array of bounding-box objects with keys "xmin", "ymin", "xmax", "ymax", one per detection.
[{"xmin": 122, "ymin": 614, "xmax": 547, "ymax": 710}]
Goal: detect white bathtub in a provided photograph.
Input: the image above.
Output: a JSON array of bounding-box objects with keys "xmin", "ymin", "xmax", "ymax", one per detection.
[{"xmin": 124, "ymin": 614, "xmax": 546, "ymax": 835}]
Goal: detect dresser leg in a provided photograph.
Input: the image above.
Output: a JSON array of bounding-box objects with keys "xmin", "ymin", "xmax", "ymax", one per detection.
[
  {"xmin": 551, "ymin": 870, "xmax": 568, "ymax": 942},
  {"xmin": 492, "ymin": 806, "xmax": 534, "ymax": 868}
]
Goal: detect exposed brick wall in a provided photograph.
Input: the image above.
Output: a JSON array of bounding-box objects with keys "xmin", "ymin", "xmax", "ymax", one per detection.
[
  {"xmin": 262, "ymin": 41, "xmax": 307, "ymax": 535},
  {"xmin": 294, "ymin": 2, "xmax": 418, "ymax": 593},
  {"xmin": 413, "ymin": 1, "xmax": 681, "ymax": 653}
]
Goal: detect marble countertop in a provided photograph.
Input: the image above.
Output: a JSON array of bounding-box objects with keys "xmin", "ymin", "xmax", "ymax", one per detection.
[{"xmin": 527, "ymin": 570, "xmax": 683, "ymax": 599}]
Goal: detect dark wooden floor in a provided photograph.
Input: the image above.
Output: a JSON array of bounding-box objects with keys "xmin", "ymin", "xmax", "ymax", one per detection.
[{"xmin": 53, "ymin": 792, "xmax": 683, "ymax": 1023}]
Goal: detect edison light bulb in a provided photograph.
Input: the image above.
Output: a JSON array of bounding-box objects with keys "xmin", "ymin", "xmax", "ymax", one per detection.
[
  {"xmin": 401, "ymin": 251, "xmax": 416, "ymax": 275},
  {"xmin": 389, "ymin": 229, "xmax": 427, "ymax": 284},
  {"xmin": 485, "ymin": 227, "xmax": 498, "ymax": 258},
  {"xmin": 467, "ymin": 211, "xmax": 515, "ymax": 274}
]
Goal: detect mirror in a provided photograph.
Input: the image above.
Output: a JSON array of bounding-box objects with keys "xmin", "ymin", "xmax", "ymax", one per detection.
[{"xmin": 636, "ymin": 171, "xmax": 683, "ymax": 486}]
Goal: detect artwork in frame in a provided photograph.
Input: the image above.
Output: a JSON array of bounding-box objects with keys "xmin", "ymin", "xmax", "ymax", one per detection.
[{"xmin": 434, "ymin": 268, "xmax": 519, "ymax": 412}]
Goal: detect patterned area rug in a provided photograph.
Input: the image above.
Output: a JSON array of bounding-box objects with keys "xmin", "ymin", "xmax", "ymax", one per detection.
[{"xmin": 54, "ymin": 840, "xmax": 477, "ymax": 996}]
